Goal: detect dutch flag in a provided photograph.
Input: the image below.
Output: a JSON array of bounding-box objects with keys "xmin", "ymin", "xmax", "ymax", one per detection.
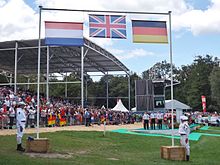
[{"xmin": 45, "ymin": 21, "xmax": 84, "ymax": 46}]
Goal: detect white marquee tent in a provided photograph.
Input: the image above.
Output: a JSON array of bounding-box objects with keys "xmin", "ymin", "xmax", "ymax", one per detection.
[
  {"xmin": 112, "ymin": 99, "xmax": 129, "ymax": 112},
  {"xmin": 165, "ymin": 99, "xmax": 191, "ymax": 123},
  {"xmin": 165, "ymin": 99, "xmax": 191, "ymax": 110},
  {"xmin": 132, "ymin": 99, "xmax": 191, "ymax": 112},
  {"xmin": 101, "ymin": 105, "xmax": 106, "ymax": 109},
  {"xmin": 131, "ymin": 107, "xmax": 137, "ymax": 112}
]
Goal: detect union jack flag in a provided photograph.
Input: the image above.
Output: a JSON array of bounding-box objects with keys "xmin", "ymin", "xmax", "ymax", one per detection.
[{"xmin": 89, "ymin": 15, "xmax": 126, "ymax": 39}]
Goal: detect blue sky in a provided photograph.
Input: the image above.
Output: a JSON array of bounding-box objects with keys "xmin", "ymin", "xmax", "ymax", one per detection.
[
  {"xmin": 186, "ymin": 0, "xmax": 211, "ymax": 10},
  {"xmin": 0, "ymin": 0, "xmax": 220, "ymax": 76}
]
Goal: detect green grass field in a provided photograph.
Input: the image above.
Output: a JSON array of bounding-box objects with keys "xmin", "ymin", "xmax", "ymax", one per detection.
[{"xmin": 0, "ymin": 127, "xmax": 220, "ymax": 165}]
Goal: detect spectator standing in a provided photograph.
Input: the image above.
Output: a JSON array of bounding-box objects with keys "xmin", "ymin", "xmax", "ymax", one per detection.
[
  {"xmin": 84, "ymin": 109, "xmax": 90, "ymax": 127},
  {"xmin": 40, "ymin": 105, "xmax": 47, "ymax": 127},
  {"xmin": 8, "ymin": 105, "xmax": 15, "ymax": 129},
  {"xmin": 28, "ymin": 106, "xmax": 36, "ymax": 128}
]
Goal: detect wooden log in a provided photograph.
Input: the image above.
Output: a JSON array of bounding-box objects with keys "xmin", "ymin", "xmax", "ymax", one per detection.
[
  {"xmin": 161, "ymin": 146, "xmax": 186, "ymax": 161},
  {"xmin": 26, "ymin": 138, "xmax": 49, "ymax": 153}
]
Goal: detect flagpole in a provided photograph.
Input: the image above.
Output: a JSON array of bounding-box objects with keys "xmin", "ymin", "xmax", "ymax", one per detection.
[
  {"xmin": 46, "ymin": 46, "xmax": 49, "ymax": 101},
  {"xmin": 14, "ymin": 42, "xmax": 18, "ymax": 95},
  {"xmin": 106, "ymin": 72, "xmax": 109, "ymax": 109},
  {"xmin": 37, "ymin": 5, "xmax": 42, "ymax": 139},
  {"xmin": 168, "ymin": 11, "xmax": 174, "ymax": 146},
  {"xmin": 81, "ymin": 46, "xmax": 84, "ymax": 109}
]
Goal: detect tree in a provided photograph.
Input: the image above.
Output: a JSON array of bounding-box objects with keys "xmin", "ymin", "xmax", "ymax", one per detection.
[
  {"xmin": 142, "ymin": 60, "xmax": 180, "ymax": 101},
  {"xmin": 89, "ymin": 72, "xmax": 140, "ymax": 109},
  {"xmin": 178, "ymin": 55, "xmax": 216, "ymax": 110},
  {"xmin": 0, "ymin": 74, "xmax": 10, "ymax": 83},
  {"xmin": 141, "ymin": 55, "xmax": 219, "ymax": 111},
  {"xmin": 142, "ymin": 60, "xmax": 178, "ymax": 80},
  {"xmin": 209, "ymin": 67, "xmax": 220, "ymax": 112},
  {"xmin": 174, "ymin": 65, "xmax": 191, "ymax": 103}
]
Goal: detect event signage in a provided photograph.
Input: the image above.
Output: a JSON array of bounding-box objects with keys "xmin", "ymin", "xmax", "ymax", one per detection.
[{"xmin": 201, "ymin": 95, "xmax": 206, "ymax": 112}]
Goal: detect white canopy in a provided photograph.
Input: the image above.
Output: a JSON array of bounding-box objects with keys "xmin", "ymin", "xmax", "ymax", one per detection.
[
  {"xmin": 112, "ymin": 99, "xmax": 129, "ymax": 112},
  {"xmin": 101, "ymin": 105, "xmax": 106, "ymax": 109},
  {"xmin": 131, "ymin": 107, "xmax": 137, "ymax": 112},
  {"xmin": 165, "ymin": 99, "xmax": 191, "ymax": 110},
  {"xmin": 130, "ymin": 99, "xmax": 190, "ymax": 113}
]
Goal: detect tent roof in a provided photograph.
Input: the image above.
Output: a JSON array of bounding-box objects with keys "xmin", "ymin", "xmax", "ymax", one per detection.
[
  {"xmin": 112, "ymin": 99, "xmax": 129, "ymax": 112},
  {"xmin": 101, "ymin": 105, "xmax": 106, "ymax": 109},
  {"xmin": 165, "ymin": 99, "xmax": 191, "ymax": 110},
  {"xmin": 0, "ymin": 38, "xmax": 129, "ymax": 75}
]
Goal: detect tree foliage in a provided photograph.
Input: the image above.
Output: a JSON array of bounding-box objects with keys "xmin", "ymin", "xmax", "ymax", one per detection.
[
  {"xmin": 209, "ymin": 66, "xmax": 220, "ymax": 111},
  {"xmin": 1, "ymin": 54, "xmax": 219, "ymax": 112},
  {"xmin": 142, "ymin": 60, "xmax": 178, "ymax": 80},
  {"xmin": 175, "ymin": 55, "xmax": 218, "ymax": 111},
  {"xmin": 142, "ymin": 55, "xmax": 220, "ymax": 112}
]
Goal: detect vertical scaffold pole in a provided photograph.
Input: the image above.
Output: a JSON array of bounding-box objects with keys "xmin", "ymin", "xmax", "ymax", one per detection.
[
  {"xmin": 46, "ymin": 46, "xmax": 49, "ymax": 101},
  {"xmin": 128, "ymin": 73, "xmax": 131, "ymax": 111},
  {"xmin": 106, "ymin": 72, "xmax": 109, "ymax": 109},
  {"xmin": 169, "ymin": 11, "xmax": 174, "ymax": 146},
  {"xmin": 14, "ymin": 42, "xmax": 18, "ymax": 94},
  {"xmin": 36, "ymin": 5, "xmax": 42, "ymax": 139},
  {"xmin": 81, "ymin": 46, "xmax": 84, "ymax": 109}
]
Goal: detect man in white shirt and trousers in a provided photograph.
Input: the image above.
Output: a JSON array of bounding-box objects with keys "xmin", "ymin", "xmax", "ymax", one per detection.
[
  {"xmin": 142, "ymin": 112, "xmax": 149, "ymax": 130},
  {"xmin": 179, "ymin": 115, "xmax": 190, "ymax": 161},
  {"xmin": 16, "ymin": 102, "xmax": 26, "ymax": 152},
  {"xmin": 150, "ymin": 112, "xmax": 156, "ymax": 130}
]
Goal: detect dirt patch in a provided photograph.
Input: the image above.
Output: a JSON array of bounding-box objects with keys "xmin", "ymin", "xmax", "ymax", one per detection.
[
  {"xmin": 0, "ymin": 123, "xmax": 142, "ymax": 136},
  {"xmin": 24, "ymin": 148, "xmax": 90, "ymax": 159},
  {"xmin": 75, "ymin": 150, "xmax": 88, "ymax": 154},
  {"xmin": 106, "ymin": 157, "xmax": 119, "ymax": 161},
  {"xmin": 24, "ymin": 152, "xmax": 72, "ymax": 159}
]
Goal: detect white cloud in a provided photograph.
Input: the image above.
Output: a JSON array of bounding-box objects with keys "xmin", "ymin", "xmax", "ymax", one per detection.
[
  {"xmin": 173, "ymin": 0, "xmax": 220, "ymax": 35},
  {"xmin": 0, "ymin": 0, "xmax": 38, "ymax": 41},
  {"xmin": 99, "ymin": 0, "xmax": 189, "ymax": 14},
  {"xmin": 108, "ymin": 48, "xmax": 155, "ymax": 60},
  {"xmin": 0, "ymin": 0, "xmax": 220, "ymax": 43},
  {"xmin": 0, "ymin": 0, "xmax": 6, "ymax": 7},
  {"xmin": 108, "ymin": 48, "xmax": 125, "ymax": 55}
]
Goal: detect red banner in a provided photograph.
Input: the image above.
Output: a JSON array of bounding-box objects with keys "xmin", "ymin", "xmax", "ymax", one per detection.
[{"xmin": 201, "ymin": 95, "xmax": 206, "ymax": 113}]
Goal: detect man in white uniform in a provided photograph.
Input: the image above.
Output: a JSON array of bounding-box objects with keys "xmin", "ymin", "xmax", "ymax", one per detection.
[
  {"xmin": 150, "ymin": 112, "xmax": 156, "ymax": 130},
  {"xmin": 157, "ymin": 112, "xmax": 163, "ymax": 129},
  {"xmin": 142, "ymin": 112, "xmax": 149, "ymax": 130},
  {"xmin": 16, "ymin": 102, "xmax": 26, "ymax": 152},
  {"xmin": 179, "ymin": 115, "xmax": 190, "ymax": 161}
]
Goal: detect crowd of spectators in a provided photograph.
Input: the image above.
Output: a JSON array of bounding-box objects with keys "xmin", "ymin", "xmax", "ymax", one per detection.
[
  {"xmin": 186, "ymin": 111, "xmax": 220, "ymax": 126},
  {"xmin": 0, "ymin": 86, "xmax": 135, "ymax": 129},
  {"xmin": 0, "ymin": 86, "xmax": 220, "ymax": 130},
  {"xmin": 141, "ymin": 111, "xmax": 220, "ymax": 130}
]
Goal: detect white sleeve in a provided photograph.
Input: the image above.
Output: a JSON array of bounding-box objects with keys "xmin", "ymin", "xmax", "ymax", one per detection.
[{"xmin": 17, "ymin": 111, "xmax": 22, "ymax": 126}]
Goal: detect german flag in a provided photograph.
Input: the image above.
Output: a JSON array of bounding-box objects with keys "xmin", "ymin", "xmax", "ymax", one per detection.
[{"xmin": 132, "ymin": 20, "xmax": 168, "ymax": 44}]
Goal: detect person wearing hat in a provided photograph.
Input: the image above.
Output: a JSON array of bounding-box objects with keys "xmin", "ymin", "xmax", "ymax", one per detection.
[
  {"xmin": 16, "ymin": 102, "xmax": 26, "ymax": 152},
  {"xmin": 179, "ymin": 115, "xmax": 190, "ymax": 161}
]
